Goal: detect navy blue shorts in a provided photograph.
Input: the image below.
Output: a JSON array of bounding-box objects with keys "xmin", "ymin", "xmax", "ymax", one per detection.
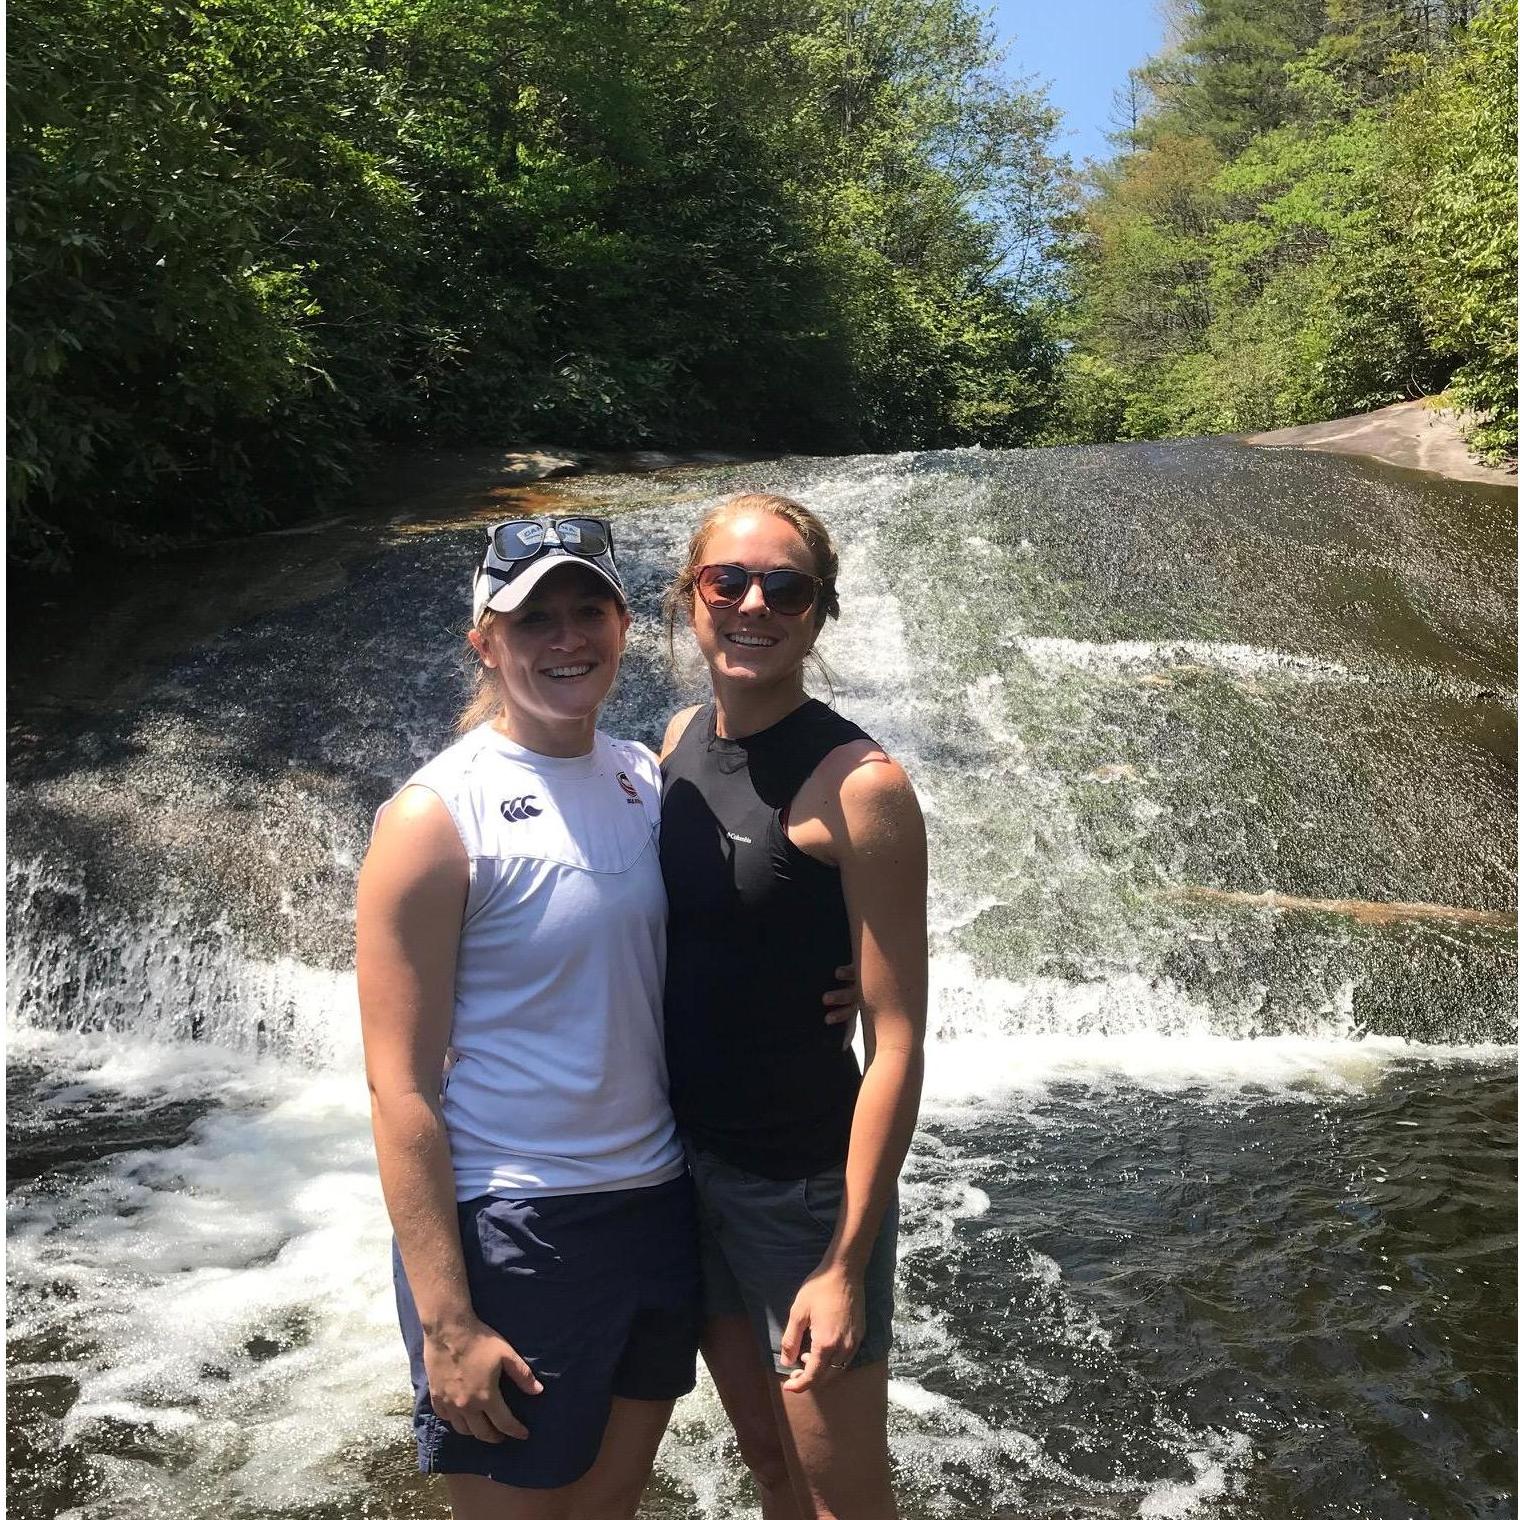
[
  {"xmin": 393, "ymin": 1174, "xmax": 701, "ymax": 1489},
  {"xmin": 688, "ymin": 1148, "xmax": 897, "ymax": 1374}
]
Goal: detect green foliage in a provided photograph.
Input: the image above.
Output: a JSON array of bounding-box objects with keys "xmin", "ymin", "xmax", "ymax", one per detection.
[
  {"xmin": 9, "ymin": 0, "xmax": 345, "ymax": 566},
  {"xmin": 9, "ymin": 0, "xmax": 1074, "ymax": 569},
  {"xmin": 1138, "ymin": 0, "xmax": 1327, "ymax": 152},
  {"xmin": 1060, "ymin": 0, "xmax": 1517, "ymax": 461},
  {"xmin": 1393, "ymin": 0, "xmax": 1518, "ymax": 458}
]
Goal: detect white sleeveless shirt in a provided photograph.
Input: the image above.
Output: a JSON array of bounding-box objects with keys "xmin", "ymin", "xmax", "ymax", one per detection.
[{"xmin": 396, "ymin": 724, "xmax": 685, "ymax": 1199}]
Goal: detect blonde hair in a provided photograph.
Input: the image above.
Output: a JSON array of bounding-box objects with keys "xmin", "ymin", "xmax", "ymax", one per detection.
[
  {"xmin": 662, "ymin": 492, "xmax": 840, "ymax": 663},
  {"xmin": 457, "ymin": 608, "xmax": 506, "ymax": 734}
]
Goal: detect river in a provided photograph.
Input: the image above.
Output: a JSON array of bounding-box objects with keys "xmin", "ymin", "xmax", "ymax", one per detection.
[{"xmin": 8, "ymin": 439, "xmax": 1515, "ymax": 1519}]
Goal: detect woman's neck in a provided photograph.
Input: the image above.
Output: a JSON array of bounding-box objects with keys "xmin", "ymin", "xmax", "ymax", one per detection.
[
  {"xmin": 711, "ymin": 673, "xmax": 809, "ymax": 739},
  {"xmin": 493, "ymin": 712, "xmax": 597, "ymax": 758}
]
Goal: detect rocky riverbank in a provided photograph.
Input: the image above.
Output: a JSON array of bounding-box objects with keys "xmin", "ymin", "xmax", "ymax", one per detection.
[{"xmin": 1245, "ymin": 399, "xmax": 1516, "ymax": 487}]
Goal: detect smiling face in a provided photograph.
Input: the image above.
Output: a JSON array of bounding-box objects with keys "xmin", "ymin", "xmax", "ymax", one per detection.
[
  {"xmin": 689, "ymin": 511, "xmax": 822, "ymax": 690},
  {"xmin": 468, "ymin": 565, "xmax": 630, "ymax": 755}
]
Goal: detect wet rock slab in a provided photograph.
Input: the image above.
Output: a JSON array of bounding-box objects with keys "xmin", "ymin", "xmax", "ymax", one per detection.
[{"xmin": 1246, "ymin": 401, "xmax": 1517, "ymax": 489}]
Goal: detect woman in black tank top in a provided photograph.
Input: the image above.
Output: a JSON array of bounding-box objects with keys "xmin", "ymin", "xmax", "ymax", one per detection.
[{"xmin": 660, "ymin": 493, "xmax": 928, "ymax": 1520}]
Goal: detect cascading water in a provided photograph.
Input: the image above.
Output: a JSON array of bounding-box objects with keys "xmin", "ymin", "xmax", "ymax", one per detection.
[{"xmin": 8, "ymin": 440, "xmax": 1515, "ymax": 1520}]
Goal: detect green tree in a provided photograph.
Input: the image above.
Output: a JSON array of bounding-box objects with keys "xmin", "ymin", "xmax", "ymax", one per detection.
[
  {"xmin": 1393, "ymin": 0, "xmax": 1518, "ymax": 456},
  {"xmin": 10, "ymin": 0, "xmax": 1077, "ymax": 570},
  {"xmin": 1139, "ymin": 0, "xmax": 1328, "ymax": 150},
  {"xmin": 1057, "ymin": 0, "xmax": 1516, "ymax": 459}
]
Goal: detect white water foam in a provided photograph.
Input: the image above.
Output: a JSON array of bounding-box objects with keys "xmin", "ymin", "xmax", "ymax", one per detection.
[
  {"xmin": 922, "ymin": 952, "xmax": 1511, "ymax": 1111},
  {"xmin": 8, "ymin": 849, "xmax": 363, "ymax": 1066},
  {"xmin": 1011, "ymin": 635, "xmax": 1365, "ymax": 683},
  {"xmin": 1138, "ymin": 1430, "xmax": 1253, "ymax": 1518},
  {"xmin": 9, "ymin": 1029, "xmax": 399, "ymax": 1515},
  {"xmin": 10, "ymin": 1009, "xmax": 1304, "ymax": 1520},
  {"xmin": 8, "ymin": 1026, "xmax": 1033, "ymax": 1518}
]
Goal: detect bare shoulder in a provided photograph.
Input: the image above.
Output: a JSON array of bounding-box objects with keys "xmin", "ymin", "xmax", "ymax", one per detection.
[
  {"xmin": 814, "ymin": 741, "xmax": 922, "ymax": 837},
  {"xmin": 659, "ymin": 704, "xmax": 704, "ymax": 762},
  {"xmin": 374, "ymin": 782, "xmax": 457, "ymax": 834},
  {"xmin": 839, "ymin": 749, "xmax": 920, "ymax": 822},
  {"xmin": 364, "ymin": 784, "xmax": 467, "ymax": 878}
]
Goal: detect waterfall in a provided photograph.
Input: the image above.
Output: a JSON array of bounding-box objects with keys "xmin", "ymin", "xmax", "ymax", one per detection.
[{"xmin": 8, "ymin": 440, "xmax": 1514, "ymax": 1520}]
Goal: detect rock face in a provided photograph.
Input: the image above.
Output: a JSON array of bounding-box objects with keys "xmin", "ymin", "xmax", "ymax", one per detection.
[{"xmin": 1245, "ymin": 400, "xmax": 1516, "ymax": 488}]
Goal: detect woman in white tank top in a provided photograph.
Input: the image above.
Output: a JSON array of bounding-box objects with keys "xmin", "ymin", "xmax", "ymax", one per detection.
[{"xmin": 357, "ymin": 519, "xmax": 697, "ymax": 1517}]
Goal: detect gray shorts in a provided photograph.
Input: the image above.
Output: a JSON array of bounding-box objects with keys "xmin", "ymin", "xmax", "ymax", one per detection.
[{"xmin": 687, "ymin": 1147, "xmax": 897, "ymax": 1375}]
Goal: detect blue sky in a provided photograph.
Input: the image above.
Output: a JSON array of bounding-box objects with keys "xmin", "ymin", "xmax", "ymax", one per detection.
[{"xmin": 989, "ymin": 2, "xmax": 1168, "ymax": 167}]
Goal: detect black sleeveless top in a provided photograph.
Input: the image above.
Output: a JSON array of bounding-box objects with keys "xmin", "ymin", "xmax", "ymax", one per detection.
[{"xmin": 660, "ymin": 699, "xmax": 872, "ymax": 1179}]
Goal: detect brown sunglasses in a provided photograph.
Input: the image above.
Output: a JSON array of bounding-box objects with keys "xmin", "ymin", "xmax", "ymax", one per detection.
[{"xmin": 694, "ymin": 563, "xmax": 825, "ymax": 617}]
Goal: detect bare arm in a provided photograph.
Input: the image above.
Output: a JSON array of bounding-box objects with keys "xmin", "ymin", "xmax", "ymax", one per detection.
[
  {"xmin": 356, "ymin": 785, "xmax": 540, "ymax": 1440},
  {"xmin": 780, "ymin": 753, "xmax": 928, "ymax": 1390}
]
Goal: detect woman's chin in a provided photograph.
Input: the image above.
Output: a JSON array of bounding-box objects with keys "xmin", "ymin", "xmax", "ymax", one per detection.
[
  {"xmin": 556, "ymin": 693, "xmax": 611, "ymax": 721},
  {"xmin": 530, "ymin": 678, "xmax": 615, "ymax": 721},
  {"xmin": 714, "ymin": 651, "xmax": 797, "ymax": 685}
]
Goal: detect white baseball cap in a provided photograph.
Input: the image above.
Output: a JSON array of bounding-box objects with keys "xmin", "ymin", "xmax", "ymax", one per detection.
[{"xmin": 471, "ymin": 516, "xmax": 626, "ymax": 624}]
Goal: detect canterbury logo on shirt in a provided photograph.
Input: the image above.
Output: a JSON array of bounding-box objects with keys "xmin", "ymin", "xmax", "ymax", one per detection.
[{"xmin": 500, "ymin": 795, "xmax": 543, "ymax": 822}]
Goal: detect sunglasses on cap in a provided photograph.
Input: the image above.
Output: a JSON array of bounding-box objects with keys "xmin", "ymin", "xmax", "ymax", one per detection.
[
  {"xmin": 694, "ymin": 563, "xmax": 826, "ymax": 618},
  {"xmin": 487, "ymin": 516, "xmax": 614, "ymax": 565}
]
